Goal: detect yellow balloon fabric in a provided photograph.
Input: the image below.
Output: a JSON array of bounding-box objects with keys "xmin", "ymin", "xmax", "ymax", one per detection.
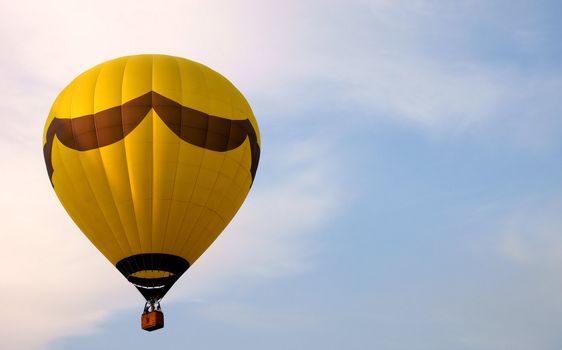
[{"xmin": 42, "ymin": 54, "xmax": 260, "ymax": 300}]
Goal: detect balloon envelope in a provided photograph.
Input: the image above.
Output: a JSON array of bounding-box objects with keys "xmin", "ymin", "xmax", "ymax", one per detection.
[{"xmin": 43, "ymin": 54, "xmax": 260, "ymax": 300}]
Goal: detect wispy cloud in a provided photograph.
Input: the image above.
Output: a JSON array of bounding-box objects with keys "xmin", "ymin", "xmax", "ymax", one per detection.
[
  {"xmin": 0, "ymin": 148, "xmax": 134, "ymax": 350},
  {"xmin": 289, "ymin": 1, "xmax": 562, "ymax": 135},
  {"xmin": 500, "ymin": 202, "xmax": 562, "ymax": 266},
  {"xmin": 4, "ymin": 0, "xmax": 560, "ymax": 136}
]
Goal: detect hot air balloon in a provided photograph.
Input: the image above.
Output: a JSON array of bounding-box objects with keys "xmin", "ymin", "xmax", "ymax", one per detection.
[{"xmin": 42, "ymin": 54, "xmax": 260, "ymax": 331}]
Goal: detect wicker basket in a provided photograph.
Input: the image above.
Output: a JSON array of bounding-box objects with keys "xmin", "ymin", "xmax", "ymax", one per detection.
[{"xmin": 141, "ymin": 310, "xmax": 164, "ymax": 331}]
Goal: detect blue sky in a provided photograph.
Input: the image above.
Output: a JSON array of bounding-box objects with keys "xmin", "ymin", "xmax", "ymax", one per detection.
[{"xmin": 1, "ymin": 1, "xmax": 562, "ymax": 349}]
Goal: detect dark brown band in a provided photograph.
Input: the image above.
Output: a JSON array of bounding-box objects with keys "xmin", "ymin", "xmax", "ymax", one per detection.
[{"xmin": 43, "ymin": 91, "xmax": 260, "ymax": 186}]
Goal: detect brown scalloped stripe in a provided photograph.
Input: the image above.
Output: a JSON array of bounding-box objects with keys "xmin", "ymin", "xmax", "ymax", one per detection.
[{"xmin": 43, "ymin": 91, "xmax": 260, "ymax": 187}]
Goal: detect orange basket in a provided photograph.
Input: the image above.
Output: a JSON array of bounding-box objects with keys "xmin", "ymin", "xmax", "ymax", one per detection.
[{"xmin": 141, "ymin": 310, "xmax": 164, "ymax": 331}]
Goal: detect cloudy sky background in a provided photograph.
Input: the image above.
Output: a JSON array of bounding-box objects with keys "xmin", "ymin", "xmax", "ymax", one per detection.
[{"xmin": 1, "ymin": 0, "xmax": 562, "ymax": 349}]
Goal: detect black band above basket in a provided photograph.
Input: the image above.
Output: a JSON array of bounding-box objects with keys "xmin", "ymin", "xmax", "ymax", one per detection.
[{"xmin": 116, "ymin": 253, "xmax": 190, "ymax": 301}]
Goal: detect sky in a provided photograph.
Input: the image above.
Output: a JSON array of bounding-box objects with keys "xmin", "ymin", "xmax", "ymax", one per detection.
[{"xmin": 1, "ymin": 0, "xmax": 562, "ymax": 349}]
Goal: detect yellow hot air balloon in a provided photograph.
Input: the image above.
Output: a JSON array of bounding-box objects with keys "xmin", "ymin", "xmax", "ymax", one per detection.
[{"xmin": 42, "ymin": 54, "xmax": 260, "ymax": 331}]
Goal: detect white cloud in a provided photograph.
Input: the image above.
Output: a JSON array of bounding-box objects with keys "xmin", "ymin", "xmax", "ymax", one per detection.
[
  {"xmin": 4, "ymin": 0, "xmax": 558, "ymax": 134},
  {"xmin": 500, "ymin": 205, "xmax": 562, "ymax": 266},
  {"xmin": 345, "ymin": 59, "xmax": 508, "ymax": 130},
  {"xmin": 0, "ymin": 147, "xmax": 136, "ymax": 350},
  {"xmin": 435, "ymin": 204, "xmax": 562, "ymax": 349},
  {"xmin": 0, "ymin": 0, "xmax": 302, "ymax": 93},
  {"xmin": 289, "ymin": 0, "xmax": 559, "ymax": 133}
]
